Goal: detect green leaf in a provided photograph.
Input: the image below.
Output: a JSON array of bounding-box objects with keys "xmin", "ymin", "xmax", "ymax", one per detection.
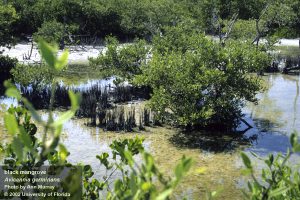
[
  {"xmin": 211, "ymin": 191, "xmax": 217, "ymax": 197},
  {"xmin": 5, "ymin": 87, "xmax": 21, "ymax": 100},
  {"xmin": 124, "ymin": 150, "xmax": 134, "ymax": 166},
  {"xmin": 290, "ymin": 132, "xmax": 300, "ymax": 152},
  {"xmin": 22, "ymin": 98, "xmax": 43, "ymax": 123},
  {"xmin": 54, "ymin": 124, "xmax": 63, "ymax": 137},
  {"xmin": 175, "ymin": 163, "xmax": 184, "ymax": 180},
  {"xmin": 130, "ymin": 173, "xmax": 138, "ymax": 194},
  {"xmin": 59, "ymin": 144, "xmax": 69, "ymax": 161},
  {"xmin": 68, "ymin": 91, "xmax": 81, "ymax": 111},
  {"xmin": 155, "ymin": 188, "xmax": 173, "ymax": 200},
  {"xmin": 4, "ymin": 113, "xmax": 18, "ymax": 135},
  {"xmin": 19, "ymin": 129, "xmax": 32, "ymax": 149},
  {"xmin": 141, "ymin": 182, "xmax": 151, "ymax": 191},
  {"xmin": 38, "ymin": 40, "xmax": 56, "ymax": 68},
  {"xmin": 175, "ymin": 156, "xmax": 192, "ymax": 180},
  {"xmin": 12, "ymin": 137, "xmax": 24, "ymax": 161},
  {"xmin": 269, "ymin": 187, "xmax": 290, "ymax": 197},
  {"xmin": 290, "ymin": 133, "xmax": 297, "ymax": 148},
  {"xmin": 182, "ymin": 156, "xmax": 193, "ymax": 171},
  {"xmin": 83, "ymin": 165, "xmax": 94, "ymax": 178},
  {"xmin": 241, "ymin": 152, "xmax": 252, "ymax": 169},
  {"xmin": 250, "ymin": 151, "xmax": 259, "ymax": 158},
  {"xmin": 293, "ymin": 144, "xmax": 300, "ymax": 153},
  {"xmin": 114, "ymin": 179, "xmax": 123, "ymax": 191},
  {"xmin": 240, "ymin": 169, "xmax": 252, "ymax": 176},
  {"xmin": 55, "ymin": 50, "xmax": 69, "ymax": 71},
  {"xmin": 143, "ymin": 152, "xmax": 154, "ymax": 171},
  {"xmin": 4, "ymin": 80, "xmax": 15, "ymax": 88},
  {"xmin": 96, "ymin": 153, "xmax": 110, "ymax": 168},
  {"xmin": 52, "ymin": 110, "xmax": 74, "ymax": 127}
]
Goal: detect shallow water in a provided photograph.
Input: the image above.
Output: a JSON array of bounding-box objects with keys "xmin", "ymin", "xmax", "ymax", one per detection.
[
  {"xmin": 0, "ymin": 74, "xmax": 300, "ymax": 199},
  {"xmin": 243, "ymin": 74, "xmax": 300, "ymax": 154}
]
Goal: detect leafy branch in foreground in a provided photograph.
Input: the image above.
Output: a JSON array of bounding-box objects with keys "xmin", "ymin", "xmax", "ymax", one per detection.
[
  {"xmin": 3, "ymin": 39, "xmax": 77, "ymax": 168},
  {"xmin": 83, "ymin": 137, "xmax": 192, "ymax": 200},
  {"xmin": 0, "ymin": 40, "xmax": 82, "ymax": 199},
  {"xmin": 241, "ymin": 132, "xmax": 300, "ymax": 200}
]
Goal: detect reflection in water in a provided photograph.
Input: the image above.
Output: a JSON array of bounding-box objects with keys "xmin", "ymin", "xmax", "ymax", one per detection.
[
  {"xmin": 240, "ymin": 74, "xmax": 300, "ymax": 174},
  {"xmin": 60, "ymin": 77, "xmax": 115, "ymax": 90},
  {"xmin": 0, "ymin": 97, "xmax": 18, "ymax": 110}
]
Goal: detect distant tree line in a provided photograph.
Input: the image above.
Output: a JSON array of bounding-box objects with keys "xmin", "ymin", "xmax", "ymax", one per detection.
[{"xmin": 1, "ymin": 0, "xmax": 300, "ymax": 45}]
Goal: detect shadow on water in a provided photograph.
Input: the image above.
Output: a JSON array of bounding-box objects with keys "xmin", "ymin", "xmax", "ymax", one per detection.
[
  {"xmin": 170, "ymin": 74, "xmax": 300, "ymax": 155},
  {"xmin": 168, "ymin": 117, "xmax": 286, "ymax": 155},
  {"xmin": 238, "ymin": 74, "xmax": 300, "ymax": 155},
  {"xmin": 242, "ymin": 115, "xmax": 292, "ymax": 157},
  {"xmin": 169, "ymin": 94, "xmax": 292, "ymax": 154},
  {"xmin": 169, "ymin": 129, "xmax": 259, "ymax": 153}
]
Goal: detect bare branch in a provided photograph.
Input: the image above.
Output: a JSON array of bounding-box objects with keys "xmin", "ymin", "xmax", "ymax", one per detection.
[{"xmin": 222, "ymin": 13, "xmax": 239, "ymax": 43}]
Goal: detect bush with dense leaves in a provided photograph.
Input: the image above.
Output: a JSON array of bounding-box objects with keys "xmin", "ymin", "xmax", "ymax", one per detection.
[
  {"xmin": 135, "ymin": 27, "xmax": 271, "ymax": 130},
  {"xmin": 0, "ymin": 55, "xmax": 17, "ymax": 85},
  {"xmin": 0, "ymin": 4, "xmax": 19, "ymax": 47},
  {"xmin": 10, "ymin": 63, "xmax": 54, "ymax": 86},
  {"xmin": 89, "ymin": 36, "xmax": 150, "ymax": 83},
  {"xmin": 33, "ymin": 20, "xmax": 65, "ymax": 45}
]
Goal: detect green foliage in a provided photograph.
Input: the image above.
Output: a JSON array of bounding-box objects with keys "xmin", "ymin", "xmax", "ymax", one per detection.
[
  {"xmin": 261, "ymin": 1, "xmax": 297, "ymax": 28},
  {"xmin": 4, "ymin": 0, "xmax": 194, "ymax": 40},
  {"xmin": 135, "ymin": 28, "xmax": 270, "ymax": 129},
  {"xmin": 0, "ymin": 40, "xmax": 81, "ymax": 199},
  {"xmin": 2, "ymin": 0, "xmax": 299, "ymax": 42},
  {"xmin": 89, "ymin": 36, "xmax": 149, "ymax": 83},
  {"xmin": 199, "ymin": 0, "xmax": 300, "ymax": 39},
  {"xmin": 152, "ymin": 25, "xmax": 200, "ymax": 54},
  {"xmin": 0, "ymin": 55, "xmax": 17, "ymax": 84},
  {"xmin": 33, "ymin": 20, "xmax": 65, "ymax": 45},
  {"xmin": 230, "ymin": 20, "xmax": 256, "ymax": 40},
  {"xmin": 239, "ymin": 0, "xmax": 299, "ymax": 43},
  {"xmin": 0, "ymin": 3, "xmax": 19, "ymax": 47},
  {"xmin": 241, "ymin": 132, "xmax": 300, "ymax": 199},
  {"xmin": 3, "ymin": 0, "xmax": 300, "ymax": 41},
  {"xmin": 10, "ymin": 40, "xmax": 69, "ymax": 86},
  {"xmin": 3, "ymin": 106, "xmax": 38, "ymax": 165},
  {"xmin": 273, "ymin": 27, "xmax": 300, "ymax": 38},
  {"xmin": 10, "ymin": 63, "xmax": 54, "ymax": 86},
  {"xmin": 83, "ymin": 137, "xmax": 192, "ymax": 200},
  {"xmin": 2, "ymin": 40, "xmax": 78, "ymax": 165}
]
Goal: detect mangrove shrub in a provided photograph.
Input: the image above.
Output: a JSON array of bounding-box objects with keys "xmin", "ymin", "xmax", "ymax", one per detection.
[
  {"xmin": 89, "ymin": 36, "xmax": 149, "ymax": 83},
  {"xmin": 33, "ymin": 20, "xmax": 65, "ymax": 46},
  {"xmin": 0, "ymin": 55, "xmax": 17, "ymax": 86},
  {"xmin": 135, "ymin": 28, "xmax": 271, "ymax": 130},
  {"xmin": 0, "ymin": 4, "xmax": 18, "ymax": 47}
]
